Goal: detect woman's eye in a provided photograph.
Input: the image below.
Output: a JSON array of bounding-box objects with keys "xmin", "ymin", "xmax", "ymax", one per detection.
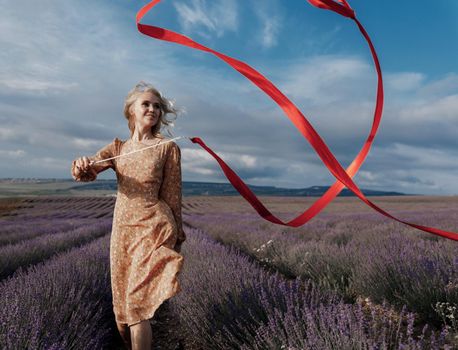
[{"xmin": 154, "ymin": 103, "xmax": 161, "ymax": 109}]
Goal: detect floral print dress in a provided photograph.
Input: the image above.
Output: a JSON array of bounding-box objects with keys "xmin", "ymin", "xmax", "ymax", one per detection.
[{"xmin": 71, "ymin": 135, "xmax": 186, "ymax": 326}]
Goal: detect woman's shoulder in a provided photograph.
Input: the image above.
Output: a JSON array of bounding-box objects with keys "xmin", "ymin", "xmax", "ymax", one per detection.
[
  {"xmin": 157, "ymin": 135, "xmax": 179, "ymax": 148},
  {"xmin": 110, "ymin": 137, "xmax": 127, "ymax": 156},
  {"xmin": 164, "ymin": 138, "xmax": 180, "ymax": 152}
]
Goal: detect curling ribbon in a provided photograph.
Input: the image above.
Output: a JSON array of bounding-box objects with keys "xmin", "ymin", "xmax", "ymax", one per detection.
[{"xmin": 136, "ymin": 0, "xmax": 458, "ymax": 241}]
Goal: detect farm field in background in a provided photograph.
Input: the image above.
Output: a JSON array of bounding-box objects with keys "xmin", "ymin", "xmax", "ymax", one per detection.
[{"xmin": 0, "ymin": 195, "xmax": 457, "ymax": 349}]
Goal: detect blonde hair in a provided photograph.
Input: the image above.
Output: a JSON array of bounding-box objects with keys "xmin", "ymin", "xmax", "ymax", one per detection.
[{"xmin": 123, "ymin": 81, "xmax": 181, "ymax": 138}]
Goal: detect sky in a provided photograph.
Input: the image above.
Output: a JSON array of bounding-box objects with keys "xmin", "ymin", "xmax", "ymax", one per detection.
[{"xmin": 0, "ymin": 0, "xmax": 457, "ymax": 195}]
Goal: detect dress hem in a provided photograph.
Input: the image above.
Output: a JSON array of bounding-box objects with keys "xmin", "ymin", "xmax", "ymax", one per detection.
[{"xmin": 115, "ymin": 285, "xmax": 182, "ymax": 327}]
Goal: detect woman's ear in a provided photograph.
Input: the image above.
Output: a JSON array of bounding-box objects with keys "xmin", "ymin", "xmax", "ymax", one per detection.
[{"xmin": 129, "ymin": 104, "xmax": 136, "ymax": 119}]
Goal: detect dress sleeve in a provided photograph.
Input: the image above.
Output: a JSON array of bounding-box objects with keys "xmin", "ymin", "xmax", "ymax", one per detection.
[
  {"xmin": 71, "ymin": 138, "xmax": 118, "ymax": 182},
  {"xmin": 159, "ymin": 142, "xmax": 186, "ymax": 245}
]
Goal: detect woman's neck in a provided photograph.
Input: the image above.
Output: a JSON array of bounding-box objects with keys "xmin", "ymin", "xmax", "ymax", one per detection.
[{"xmin": 130, "ymin": 128, "xmax": 160, "ymax": 142}]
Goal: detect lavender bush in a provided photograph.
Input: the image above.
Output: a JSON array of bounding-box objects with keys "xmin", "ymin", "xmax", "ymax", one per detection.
[
  {"xmin": 184, "ymin": 197, "xmax": 458, "ymax": 345},
  {"xmin": 0, "ymin": 218, "xmax": 112, "ymax": 280},
  {"xmin": 2, "ymin": 196, "xmax": 115, "ymax": 221},
  {"xmin": 0, "ymin": 234, "xmax": 114, "ymax": 350},
  {"xmin": 0, "ymin": 218, "xmax": 91, "ymax": 246},
  {"xmin": 171, "ymin": 226, "xmax": 450, "ymax": 349},
  {"xmin": 244, "ymin": 302, "xmax": 450, "ymax": 350},
  {"xmin": 351, "ymin": 231, "xmax": 458, "ymax": 327},
  {"xmin": 1, "ymin": 195, "xmax": 455, "ymax": 348}
]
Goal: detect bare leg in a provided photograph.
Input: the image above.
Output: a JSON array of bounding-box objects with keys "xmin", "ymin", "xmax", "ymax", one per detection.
[
  {"xmin": 116, "ymin": 321, "xmax": 132, "ymax": 350},
  {"xmin": 130, "ymin": 319, "xmax": 152, "ymax": 350}
]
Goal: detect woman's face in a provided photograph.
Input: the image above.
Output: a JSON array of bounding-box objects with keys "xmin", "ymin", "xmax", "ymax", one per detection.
[{"xmin": 130, "ymin": 91, "xmax": 162, "ymax": 131}]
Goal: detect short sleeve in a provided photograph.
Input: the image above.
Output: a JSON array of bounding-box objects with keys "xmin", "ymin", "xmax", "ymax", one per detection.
[
  {"xmin": 159, "ymin": 142, "xmax": 186, "ymax": 245},
  {"xmin": 71, "ymin": 138, "xmax": 119, "ymax": 182}
]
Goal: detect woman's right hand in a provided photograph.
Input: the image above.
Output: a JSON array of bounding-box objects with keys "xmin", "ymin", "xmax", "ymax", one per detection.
[{"xmin": 73, "ymin": 156, "xmax": 96, "ymax": 176}]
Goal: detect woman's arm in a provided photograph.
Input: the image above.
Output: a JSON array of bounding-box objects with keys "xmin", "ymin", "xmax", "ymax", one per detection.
[
  {"xmin": 71, "ymin": 138, "xmax": 118, "ymax": 182},
  {"xmin": 159, "ymin": 142, "xmax": 186, "ymax": 248}
]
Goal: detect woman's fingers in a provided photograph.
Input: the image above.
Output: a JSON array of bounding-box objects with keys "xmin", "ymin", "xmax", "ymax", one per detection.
[
  {"xmin": 75, "ymin": 156, "xmax": 93, "ymax": 172},
  {"xmin": 83, "ymin": 156, "xmax": 91, "ymax": 169}
]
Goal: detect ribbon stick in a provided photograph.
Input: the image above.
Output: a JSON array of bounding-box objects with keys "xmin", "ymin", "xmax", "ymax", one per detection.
[
  {"xmin": 136, "ymin": 1, "xmax": 458, "ymax": 241},
  {"xmin": 90, "ymin": 136, "xmax": 185, "ymax": 164}
]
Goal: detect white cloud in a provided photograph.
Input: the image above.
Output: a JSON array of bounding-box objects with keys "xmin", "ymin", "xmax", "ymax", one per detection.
[
  {"xmin": 251, "ymin": 0, "xmax": 283, "ymax": 49},
  {"xmin": 189, "ymin": 167, "xmax": 215, "ymax": 176},
  {"xmin": 182, "ymin": 148, "xmax": 212, "ymax": 162},
  {"xmin": 0, "ymin": 79, "xmax": 78, "ymax": 93},
  {"xmin": 239, "ymin": 154, "xmax": 257, "ymax": 168},
  {"xmin": 278, "ymin": 55, "xmax": 373, "ymax": 105},
  {"xmin": 386, "ymin": 72, "xmax": 425, "ymax": 91},
  {"xmin": 182, "ymin": 148, "xmax": 216, "ymax": 176},
  {"xmin": 398, "ymin": 94, "xmax": 458, "ymax": 123},
  {"xmin": 69, "ymin": 137, "xmax": 107, "ymax": 152},
  {"xmin": 0, "ymin": 0, "xmax": 171, "ymax": 97},
  {"xmin": 358, "ymin": 170, "xmax": 377, "ymax": 182},
  {"xmin": 385, "ymin": 143, "xmax": 457, "ymax": 169},
  {"xmin": 417, "ymin": 73, "xmax": 458, "ymax": 99},
  {"xmin": 0, "ymin": 149, "xmax": 26, "ymax": 158},
  {"xmin": 182, "ymin": 147, "xmax": 258, "ymax": 173},
  {"xmin": 0, "ymin": 127, "xmax": 17, "ymax": 141},
  {"xmin": 28, "ymin": 156, "xmax": 69, "ymax": 172},
  {"xmin": 174, "ymin": 0, "xmax": 238, "ymax": 38}
]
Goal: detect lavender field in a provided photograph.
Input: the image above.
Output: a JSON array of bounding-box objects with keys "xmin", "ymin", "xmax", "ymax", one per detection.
[{"xmin": 0, "ymin": 195, "xmax": 457, "ymax": 349}]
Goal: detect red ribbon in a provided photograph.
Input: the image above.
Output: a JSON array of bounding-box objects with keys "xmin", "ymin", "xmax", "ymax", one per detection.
[{"xmin": 136, "ymin": 1, "xmax": 458, "ymax": 241}]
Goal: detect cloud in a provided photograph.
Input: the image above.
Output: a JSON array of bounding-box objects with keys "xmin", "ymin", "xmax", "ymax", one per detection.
[
  {"xmin": 0, "ymin": 149, "xmax": 26, "ymax": 158},
  {"xmin": 277, "ymin": 55, "xmax": 374, "ymax": 105},
  {"xmin": 398, "ymin": 94, "xmax": 458, "ymax": 123},
  {"xmin": 250, "ymin": 0, "xmax": 283, "ymax": 49},
  {"xmin": 386, "ymin": 72, "xmax": 425, "ymax": 92},
  {"xmin": 377, "ymin": 143, "xmax": 457, "ymax": 170},
  {"xmin": 355, "ymin": 168, "xmax": 438, "ymax": 193},
  {"xmin": 0, "ymin": 126, "xmax": 17, "ymax": 141},
  {"xmin": 353, "ymin": 142, "xmax": 457, "ymax": 194},
  {"xmin": 1, "ymin": 79, "xmax": 78, "ymax": 94},
  {"xmin": 417, "ymin": 73, "xmax": 458, "ymax": 99},
  {"xmin": 0, "ymin": 1, "xmax": 110, "ymax": 95},
  {"xmin": 183, "ymin": 148, "xmax": 259, "ymax": 176},
  {"xmin": 174, "ymin": 0, "xmax": 238, "ymax": 38}
]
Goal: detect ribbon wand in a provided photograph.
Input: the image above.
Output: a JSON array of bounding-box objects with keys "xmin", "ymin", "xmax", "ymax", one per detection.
[{"xmin": 89, "ymin": 136, "xmax": 190, "ymax": 165}]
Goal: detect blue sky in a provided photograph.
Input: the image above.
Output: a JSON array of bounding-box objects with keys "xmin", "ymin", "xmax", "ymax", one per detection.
[{"xmin": 0, "ymin": 0, "xmax": 457, "ymax": 195}]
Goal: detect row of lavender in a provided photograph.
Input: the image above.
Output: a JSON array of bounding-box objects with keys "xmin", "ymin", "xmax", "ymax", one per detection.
[
  {"xmin": 184, "ymin": 206, "xmax": 458, "ymax": 338},
  {"xmin": 0, "ymin": 218, "xmax": 112, "ymax": 281},
  {"xmin": 2, "ymin": 196, "xmax": 115, "ymax": 220},
  {"xmin": 0, "ymin": 234, "xmax": 115, "ymax": 349},
  {"xmin": 0, "ymin": 197, "xmax": 117, "ymax": 349},
  {"xmin": 0, "ymin": 222, "xmax": 451, "ymax": 349},
  {"xmin": 0, "ymin": 197, "xmax": 115, "ymax": 281},
  {"xmin": 0, "ymin": 199, "xmax": 449, "ymax": 348},
  {"xmin": 173, "ymin": 226, "xmax": 453, "ymax": 349}
]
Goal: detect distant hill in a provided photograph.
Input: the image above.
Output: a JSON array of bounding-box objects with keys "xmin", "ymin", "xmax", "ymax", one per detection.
[
  {"xmin": 181, "ymin": 182, "xmax": 407, "ymax": 197},
  {"xmin": 0, "ymin": 178, "xmax": 408, "ymax": 197}
]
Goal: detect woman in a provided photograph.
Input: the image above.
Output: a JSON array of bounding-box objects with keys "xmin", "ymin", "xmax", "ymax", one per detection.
[{"xmin": 71, "ymin": 81, "xmax": 186, "ymax": 350}]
